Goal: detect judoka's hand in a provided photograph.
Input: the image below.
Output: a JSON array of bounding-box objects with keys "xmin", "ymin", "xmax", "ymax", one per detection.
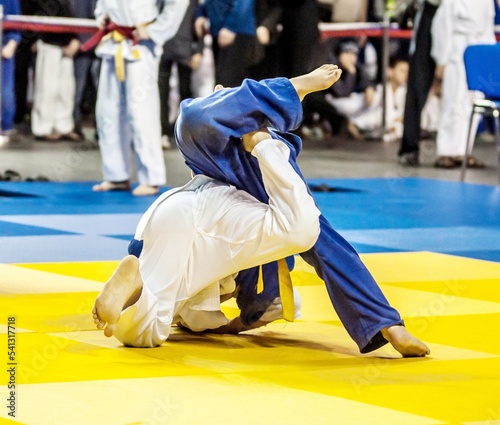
[
  {"xmin": 133, "ymin": 25, "xmax": 150, "ymax": 41},
  {"xmin": 242, "ymin": 128, "xmax": 271, "ymax": 152},
  {"xmin": 96, "ymin": 14, "xmax": 109, "ymax": 30}
]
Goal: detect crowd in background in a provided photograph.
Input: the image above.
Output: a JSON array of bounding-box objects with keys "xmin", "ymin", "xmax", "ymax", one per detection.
[{"xmin": 1, "ymin": 0, "xmax": 500, "ymax": 189}]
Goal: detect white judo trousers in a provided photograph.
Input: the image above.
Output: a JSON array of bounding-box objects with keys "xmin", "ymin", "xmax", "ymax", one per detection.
[
  {"xmin": 113, "ymin": 140, "xmax": 321, "ymax": 347},
  {"xmin": 431, "ymin": 0, "xmax": 496, "ymax": 157},
  {"xmin": 350, "ymin": 83, "xmax": 407, "ymax": 138},
  {"xmin": 31, "ymin": 41, "xmax": 76, "ymax": 137},
  {"xmin": 96, "ymin": 48, "xmax": 165, "ymax": 185}
]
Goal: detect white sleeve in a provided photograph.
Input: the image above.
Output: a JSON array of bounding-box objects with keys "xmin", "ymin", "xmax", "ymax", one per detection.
[
  {"xmin": 191, "ymin": 139, "xmax": 320, "ymax": 288},
  {"xmin": 431, "ymin": 0, "xmax": 453, "ymax": 66},
  {"xmin": 228, "ymin": 139, "xmax": 321, "ymax": 271},
  {"xmin": 252, "ymin": 138, "xmax": 320, "ymax": 248},
  {"xmin": 94, "ymin": 0, "xmax": 106, "ymax": 21},
  {"xmin": 148, "ymin": 0, "xmax": 189, "ymax": 46}
]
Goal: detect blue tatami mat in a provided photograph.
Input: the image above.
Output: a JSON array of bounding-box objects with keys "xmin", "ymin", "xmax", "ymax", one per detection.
[{"xmin": 1, "ymin": 178, "xmax": 499, "ymax": 263}]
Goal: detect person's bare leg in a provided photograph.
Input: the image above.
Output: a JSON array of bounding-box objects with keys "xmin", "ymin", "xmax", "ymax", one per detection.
[
  {"xmin": 290, "ymin": 64, "xmax": 342, "ymax": 101},
  {"xmin": 381, "ymin": 325, "xmax": 431, "ymax": 357},
  {"xmin": 92, "ymin": 255, "xmax": 143, "ymax": 337}
]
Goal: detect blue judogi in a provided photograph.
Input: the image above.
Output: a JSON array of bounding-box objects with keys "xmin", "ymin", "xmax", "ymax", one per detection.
[{"xmin": 175, "ymin": 77, "xmax": 403, "ymax": 353}]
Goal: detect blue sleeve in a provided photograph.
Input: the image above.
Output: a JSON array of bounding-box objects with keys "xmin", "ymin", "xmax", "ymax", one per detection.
[{"xmin": 3, "ymin": 0, "xmax": 22, "ymax": 45}]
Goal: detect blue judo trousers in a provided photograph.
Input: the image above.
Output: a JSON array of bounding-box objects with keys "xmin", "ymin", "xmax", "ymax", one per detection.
[{"xmin": 174, "ymin": 77, "xmax": 403, "ymax": 353}]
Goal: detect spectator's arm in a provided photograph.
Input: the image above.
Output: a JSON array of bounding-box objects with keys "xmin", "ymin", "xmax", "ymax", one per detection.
[
  {"xmin": 3, "ymin": 0, "xmax": 21, "ymax": 46},
  {"xmin": 329, "ymin": 72, "xmax": 357, "ymax": 97}
]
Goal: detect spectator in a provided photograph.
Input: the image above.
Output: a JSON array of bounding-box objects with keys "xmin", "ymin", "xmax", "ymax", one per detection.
[
  {"xmin": 30, "ymin": 0, "xmax": 81, "ymax": 141},
  {"xmin": 89, "ymin": 0, "xmax": 188, "ymax": 196},
  {"xmin": 324, "ymin": 40, "xmax": 376, "ymax": 139},
  {"xmin": 398, "ymin": 0, "xmax": 441, "ymax": 166},
  {"xmin": 13, "ymin": 0, "xmax": 34, "ymax": 126},
  {"xmin": 247, "ymin": 0, "xmax": 282, "ymax": 81},
  {"xmin": 1, "ymin": 0, "xmax": 21, "ymax": 141},
  {"xmin": 349, "ymin": 56, "xmax": 409, "ymax": 141},
  {"xmin": 70, "ymin": 0, "xmax": 98, "ymax": 139},
  {"xmin": 278, "ymin": 0, "xmax": 320, "ymax": 78},
  {"xmin": 158, "ymin": 0, "xmax": 203, "ymax": 150},
  {"xmin": 431, "ymin": 0, "xmax": 496, "ymax": 169},
  {"xmin": 195, "ymin": 0, "xmax": 258, "ymax": 87}
]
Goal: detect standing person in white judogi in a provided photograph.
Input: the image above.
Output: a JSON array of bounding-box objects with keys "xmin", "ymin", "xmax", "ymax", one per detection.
[
  {"xmin": 90, "ymin": 0, "xmax": 189, "ymax": 196},
  {"xmin": 431, "ymin": 0, "xmax": 496, "ymax": 169}
]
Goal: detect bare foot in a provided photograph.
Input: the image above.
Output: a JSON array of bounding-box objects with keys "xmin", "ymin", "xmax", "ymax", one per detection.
[
  {"xmin": 347, "ymin": 121, "xmax": 363, "ymax": 141},
  {"xmin": 132, "ymin": 185, "xmax": 159, "ymax": 196},
  {"xmin": 92, "ymin": 181, "xmax": 131, "ymax": 192},
  {"xmin": 382, "ymin": 325, "xmax": 430, "ymax": 358},
  {"xmin": 290, "ymin": 64, "xmax": 342, "ymax": 101},
  {"xmin": 92, "ymin": 255, "xmax": 143, "ymax": 337}
]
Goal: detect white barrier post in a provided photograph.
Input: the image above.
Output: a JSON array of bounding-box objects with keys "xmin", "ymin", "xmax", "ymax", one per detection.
[{"xmin": 0, "ymin": 4, "xmax": 4, "ymax": 141}]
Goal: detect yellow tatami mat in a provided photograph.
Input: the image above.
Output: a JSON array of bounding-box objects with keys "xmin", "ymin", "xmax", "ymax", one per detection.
[{"xmin": 2, "ymin": 252, "xmax": 500, "ymax": 425}]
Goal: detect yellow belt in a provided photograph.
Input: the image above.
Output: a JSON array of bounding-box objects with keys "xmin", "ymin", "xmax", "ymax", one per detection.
[
  {"xmin": 257, "ymin": 259, "xmax": 295, "ymax": 322},
  {"xmin": 103, "ymin": 31, "xmax": 141, "ymax": 82}
]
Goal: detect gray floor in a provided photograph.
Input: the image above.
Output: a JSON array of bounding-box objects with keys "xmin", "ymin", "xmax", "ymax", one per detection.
[{"xmin": 1, "ymin": 127, "xmax": 499, "ymax": 187}]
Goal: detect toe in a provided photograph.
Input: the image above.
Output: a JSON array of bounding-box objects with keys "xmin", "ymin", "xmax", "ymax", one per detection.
[{"xmin": 104, "ymin": 323, "xmax": 116, "ymax": 337}]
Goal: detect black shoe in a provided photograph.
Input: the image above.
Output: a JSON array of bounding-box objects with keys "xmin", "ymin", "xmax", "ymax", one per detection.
[{"xmin": 398, "ymin": 151, "xmax": 420, "ymax": 167}]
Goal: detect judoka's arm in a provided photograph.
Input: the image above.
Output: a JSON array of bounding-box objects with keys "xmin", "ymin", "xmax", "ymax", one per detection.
[
  {"xmin": 212, "ymin": 131, "xmax": 320, "ymax": 270},
  {"xmin": 177, "ymin": 78, "xmax": 303, "ymax": 152},
  {"xmin": 147, "ymin": 0, "xmax": 189, "ymax": 46}
]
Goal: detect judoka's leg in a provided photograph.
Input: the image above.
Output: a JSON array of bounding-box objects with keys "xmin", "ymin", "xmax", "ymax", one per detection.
[
  {"xmin": 92, "ymin": 255, "xmax": 143, "ymax": 338},
  {"xmin": 300, "ymin": 216, "xmax": 415, "ymax": 353}
]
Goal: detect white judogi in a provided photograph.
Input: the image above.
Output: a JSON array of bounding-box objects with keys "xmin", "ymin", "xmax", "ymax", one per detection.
[
  {"xmin": 431, "ymin": 0, "xmax": 495, "ymax": 157},
  {"xmin": 94, "ymin": 0, "xmax": 188, "ymax": 186},
  {"xmin": 350, "ymin": 83, "xmax": 407, "ymax": 139},
  {"xmin": 114, "ymin": 139, "xmax": 320, "ymax": 347},
  {"xmin": 31, "ymin": 41, "xmax": 76, "ymax": 137}
]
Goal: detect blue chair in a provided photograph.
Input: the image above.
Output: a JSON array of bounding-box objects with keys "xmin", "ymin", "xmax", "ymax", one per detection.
[{"xmin": 461, "ymin": 43, "xmax": 500, "ymax": 182}]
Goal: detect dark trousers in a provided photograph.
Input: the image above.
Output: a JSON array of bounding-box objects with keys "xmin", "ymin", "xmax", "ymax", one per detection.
[
  {"xmin": 399, "ymin": 2, "xmax": 439, "ymax": 156},
  {"xmin": 158, "ymin": 58, "xmax": 192, "ymax": 136},
  {"xmin": 212, "ymin": 33, "xmax": 256, "ymax": 87}
]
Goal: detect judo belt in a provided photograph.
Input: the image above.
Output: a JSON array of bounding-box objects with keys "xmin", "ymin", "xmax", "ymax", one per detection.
[
  {"xmin": 257, "ymin": 259, "xmax": 295, "ymax": 322},
  {"xmin": 81, "ymin": 22, "xmax": 140, "ymax": 82}
]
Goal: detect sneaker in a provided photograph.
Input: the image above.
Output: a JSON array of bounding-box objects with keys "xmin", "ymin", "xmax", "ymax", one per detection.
[
  {"xmin": 398, "ymin": 151, "xmax": 420, "ymax": 167},
  {"xmin": 161, "ymin": 135, "xmax": 172, "ymax": 150}
]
